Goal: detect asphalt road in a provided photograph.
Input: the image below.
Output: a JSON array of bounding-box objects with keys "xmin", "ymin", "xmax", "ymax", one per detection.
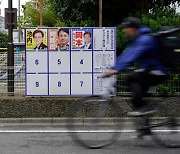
[{"xmin": 0, "ymin": 124, "xmax": 179, "ymax": 154}]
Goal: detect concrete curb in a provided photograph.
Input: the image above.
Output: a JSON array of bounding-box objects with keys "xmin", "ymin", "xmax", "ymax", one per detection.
[{"xmin": 0, "ymin": 117, "xmax": 180, "ymax": 125}]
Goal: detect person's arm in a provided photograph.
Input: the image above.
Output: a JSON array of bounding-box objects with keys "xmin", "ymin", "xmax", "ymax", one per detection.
[
  {"xmin": 103, "ymin": 35, "xmax": 154, "ymax": 77},
  {"xmin": 102, "ymin": 69, "xmax": 118, "ymax": 77}
]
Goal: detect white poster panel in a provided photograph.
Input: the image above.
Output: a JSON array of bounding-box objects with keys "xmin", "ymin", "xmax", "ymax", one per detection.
[
  {"xmin": 26, "ymin": 74, "xmax": 48, "ymax": 95},
  {"xmin": 71, "ymin": 51, "xmax": 92, "ymax": 72},
  {"xmin": 93, "ymin": 28, "xmax": 115, "ymax": 50},
  {"xmin": 93, "ymin": 51, "xmax": 114, "ymax": 72},
  {"xmin": 93, "ymin": 74, "xmax": 103, "ymax": 95},
  {"xmin": 49, "ymin": 74, "xmax": 70, "ymax": 95},
  {"xmin": 71, "ymin": 74, "xmax": 92, "ymax": 95},
  {"xmin": 49, "ymin": 51, "xmax": 70, "ymax": 73},
  {"xmin": 93, "ymin": 74, "xmax": 116, "ymax": 95},
  {"xmin": 26, "ymin": 51, "xmax": 48, "ymax": 73}
]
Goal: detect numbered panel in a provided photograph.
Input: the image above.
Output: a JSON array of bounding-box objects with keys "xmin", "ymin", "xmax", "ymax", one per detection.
[
  {"xmin": 26, "ymin": 51, "xmax": 48, "ymax": 73},
  {"xmin": 49, "ymin": 51, "xmax": 70, "ymax": 73},
  {"xmin": 71, "ymin": 74, "xmax": 92, "ymax": 95},
  {"xmin": 49, "ymin": 74, "xmax": 70, "ymax": 95},
  {"xmin": 71, "ymin": 51, "xmax": 92, "ymax": 72},
  {"xmin": 26, "ymin": 74, "xmax": 48, "ymax": 95}
]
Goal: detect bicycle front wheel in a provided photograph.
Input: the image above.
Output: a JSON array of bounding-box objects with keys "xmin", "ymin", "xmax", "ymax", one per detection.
[{"xmin": 67, "ymin": 96, "xmax": 122, "ymax": 149}]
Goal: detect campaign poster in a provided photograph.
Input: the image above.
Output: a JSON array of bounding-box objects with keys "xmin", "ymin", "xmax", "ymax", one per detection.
[
  {"xmin": 55, "ymin": 28, "xmax": 70, "ymax": 51},
  {"xmin": 26, "ymin": 29, "xmax": 48, "ymax": 50},
  {"xmin": 72, "ymin": 28, "xmax": 92, "ymax": 50},
  {"xmin": 48, "ymin": 28, "xmax": 58, "ymax": 50}
]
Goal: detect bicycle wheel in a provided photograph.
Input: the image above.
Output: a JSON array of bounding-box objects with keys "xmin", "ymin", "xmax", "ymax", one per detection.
[
  {"xmin": 149, "ymin": 98, "xmax": 180, "ymax": 148},
  {"xmin": 67, "ymin": 96, "xmax": 122, "ymax": 149}
]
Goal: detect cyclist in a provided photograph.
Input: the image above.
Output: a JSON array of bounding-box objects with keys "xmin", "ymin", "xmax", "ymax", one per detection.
[{"xmin": 103, "ymin": 17, "xmax": 167, "ymax": 116}]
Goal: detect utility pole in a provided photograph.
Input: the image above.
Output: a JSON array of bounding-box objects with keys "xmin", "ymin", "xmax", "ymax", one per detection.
[
  {"xmin": 7, "ymin": 0, "xmax": 15, "ymax": 95},
  {"xmin": 40, "ymin": 0, "xmax": 43, "ymax": 26},
  {"xmin": 99, "ymin": 0, "xmax": 102, "ymax": 27}
]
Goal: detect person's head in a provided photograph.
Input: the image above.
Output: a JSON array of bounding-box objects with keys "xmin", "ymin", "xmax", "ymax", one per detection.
[
  {"xmin": 120, "ymin": 17, "xmax": 141, "ymax": 39},
  {"xmin": 83, "ymin": 32, "xmax": 91, "ymax": 44},
  {"xmin": 33, "ymin": 29, "xmax": 44, "ymax": 46},
  {"xmin": 58, "ymin": 28, "xmax": 69, "ymax": 45}
]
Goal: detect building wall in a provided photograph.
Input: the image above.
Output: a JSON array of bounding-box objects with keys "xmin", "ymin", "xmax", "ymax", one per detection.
[
  {"xmin": 0, "ymin": 16, "xmax": 24, "ymax": 42},
  {"xmin": 0, "ymin": 16, "xmax": 6, "ymax": 32},
  {"xmin": 0, "ymin": 0, "xmax": 1, "ymax": 15}
]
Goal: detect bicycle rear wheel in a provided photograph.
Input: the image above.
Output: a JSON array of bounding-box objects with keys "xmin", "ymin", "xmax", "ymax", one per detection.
[
  {"xmin": 67, "ymin": 96, "xmax": 122, "ymax": 149},
  {"xmin": 150, "ymin": 99, "xmax": 180, "ymax": 148},
  {"xmin": 151, "ymin": 117, "xmax": 180, "ymax": 148}
]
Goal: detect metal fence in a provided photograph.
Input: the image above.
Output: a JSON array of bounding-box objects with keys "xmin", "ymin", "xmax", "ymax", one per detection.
[
  {"xmin": 117, "ymin": 67, "xmax": 180, "ymax": 95},
  {"xmin": 0, "ymin": 51, "xmax": 25, "ymax": 95},
  {"xmin": 0, "ymin": 51, "xmax": 179, "ymax": 96}
]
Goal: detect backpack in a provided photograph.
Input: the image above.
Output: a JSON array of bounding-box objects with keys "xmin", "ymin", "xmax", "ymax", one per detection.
[{"xmin": 153, "ymin": 27, "xmax": 180, "ymax": 66}]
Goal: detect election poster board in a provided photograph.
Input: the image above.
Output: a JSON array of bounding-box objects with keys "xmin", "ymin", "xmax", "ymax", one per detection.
[{"xmin": 25, "ymin": 27, "xmax": 116, "ymax": 96}]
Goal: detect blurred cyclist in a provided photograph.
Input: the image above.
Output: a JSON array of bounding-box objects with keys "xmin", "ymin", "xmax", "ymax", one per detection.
[{"xmin": 103, "ymin": 17, "xmax": 166, "ymax": 116}]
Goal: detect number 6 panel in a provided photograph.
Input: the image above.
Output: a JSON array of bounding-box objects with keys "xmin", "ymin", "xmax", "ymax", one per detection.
[{"xmin": 26, "ymin": 51, "xmax": 48, "ymax": 73}]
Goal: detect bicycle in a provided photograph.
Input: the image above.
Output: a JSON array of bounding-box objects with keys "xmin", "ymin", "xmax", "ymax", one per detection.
[{"xmin": 67, "ymin": 76, "xmax": 180, "ymax": 149}]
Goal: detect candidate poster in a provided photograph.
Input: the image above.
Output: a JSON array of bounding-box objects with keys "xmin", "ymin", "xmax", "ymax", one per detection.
[
  {"xmin": 72, "ymin": 28, "xmax": 92, "ymax": 50},
  {"xmin": 26, "ymin": 29, "xmax": 48, "ymax": 50}
]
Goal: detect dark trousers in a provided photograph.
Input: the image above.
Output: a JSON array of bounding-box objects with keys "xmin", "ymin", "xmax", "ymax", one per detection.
[{"xmin": 125, "ymin": 71, "xmax": 166, "ymax": 109}]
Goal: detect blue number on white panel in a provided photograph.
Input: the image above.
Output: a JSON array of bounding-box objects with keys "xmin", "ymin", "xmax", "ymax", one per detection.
[
  {"xmin": 80, "ymin": 81, "xmax": 83, "ymax": 87},
  {"xmin": 58, "ymin": 81, "xmax": 61, "ymax": 87},
  {"xmin": 80, "ymin": 59, "xmax": 83, "ymax": 64},
  {"xmin": 35, "ymin": 59, "xmax": 39, "ymax": 65},
  {"xmin": 58, "ymin": 59, "xmax": 61, "ymax": 65},
  {"xmin": 35, "ymin": 82, "xmax": 39, "ymax": 87}
]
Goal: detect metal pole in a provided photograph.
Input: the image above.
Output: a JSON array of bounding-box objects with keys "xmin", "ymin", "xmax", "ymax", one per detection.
[
  {"xmin": 40, "ymin": 0, "xmax": 43, "ymax": 26},
  {"xmin": 7, "ymin": 0, "xmax": 14, "ymax": 95},
  {"xmin": 18, "ymin": 0, "xmax": 20, "ymax": 42},
  {"xmin": 99, "ymin": 0, "xmax": 102, "ymax": 27}
]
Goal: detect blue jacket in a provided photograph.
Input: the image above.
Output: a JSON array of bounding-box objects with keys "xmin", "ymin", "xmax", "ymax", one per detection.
[{"xmin": 113, "ymin": 27, "xmax": 165, "ymax": 73}]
